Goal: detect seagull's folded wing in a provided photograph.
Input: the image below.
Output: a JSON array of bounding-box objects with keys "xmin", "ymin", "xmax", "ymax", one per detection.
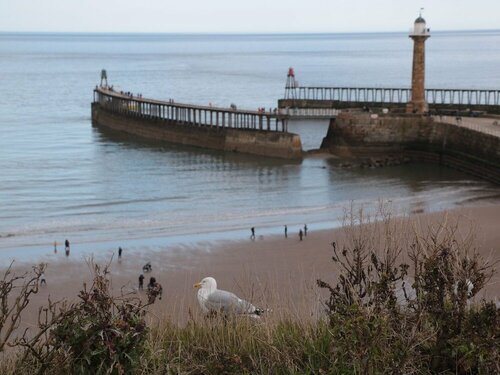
[{"xmin": 206, "ymin": 289, "xmax": 256, "ymax": 314}]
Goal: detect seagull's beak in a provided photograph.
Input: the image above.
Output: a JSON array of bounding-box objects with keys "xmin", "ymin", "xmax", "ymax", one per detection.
[{"xmin": 193, "ymin": 282, "xmax": 202, "ymax": 289}]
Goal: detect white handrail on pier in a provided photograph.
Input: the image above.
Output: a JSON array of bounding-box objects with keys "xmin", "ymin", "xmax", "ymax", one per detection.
[{"xmin": 281, "ymin": 107, "xmax": 339, "ymax": 118}]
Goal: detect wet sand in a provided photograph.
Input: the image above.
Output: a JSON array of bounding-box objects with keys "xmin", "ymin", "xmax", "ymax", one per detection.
[{"xmin": 7, "ymin": 204, "xmax": 500, "ymax": 329}]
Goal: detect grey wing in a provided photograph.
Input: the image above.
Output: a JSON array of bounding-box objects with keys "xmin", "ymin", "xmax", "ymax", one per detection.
[{"xmin": 206, "ymin": 290, "xmax": 256, "ymax": 314}]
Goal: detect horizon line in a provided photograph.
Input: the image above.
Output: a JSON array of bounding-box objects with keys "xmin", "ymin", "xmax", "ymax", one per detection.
[{"xmin": 1, "ymin": 28, "xmax": 499, "ymax": 36}]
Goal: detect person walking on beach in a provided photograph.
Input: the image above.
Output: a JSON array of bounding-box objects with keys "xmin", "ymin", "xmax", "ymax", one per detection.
[
  {"xmin": 251, "ymin": 227, "xmax": 255, "ymax": 240},
  {"xmin": 299, "ymin": 229, "xmax": 303, "ymax": 241},
  {"xmin": 65, "ymin": 239, "xmax": 70, "ymax": 256},
  {"xmin": 138, "ymin": 274, "xmax": 144, "ymax": 290},
  {"xmin": 53, "ymin": 241, "xmax": 57, "ymax": 254},
  {"xmin": 147, "ymin": 277, "xmax": 163, "ymax": 304},
  {"xmin": 118, "ymin": 247, "xmax": 123, "ymax": 258},
  {"xmin": 284, "ymin": 225, "xmax": 288, "ymax": 238},
  {"xmin": 304, "ymin": 224, "xmax": 308, "ymax": 237},
  {"xmin": 40, "ymin": 272, "xmax": 46, "ymax": 286}
]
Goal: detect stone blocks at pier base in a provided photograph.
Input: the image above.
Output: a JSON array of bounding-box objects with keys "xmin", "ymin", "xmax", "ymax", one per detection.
[
  {"xmin": 406, "ymin": 101, "xmax": 429, "ymax": 114},
  {"xmin": 320, "ymin": 112, "xmax": 500, "ymax": 184}
]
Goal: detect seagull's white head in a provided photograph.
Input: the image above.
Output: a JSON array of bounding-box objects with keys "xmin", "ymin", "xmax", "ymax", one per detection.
[{"xmin": 193, "ymin": 277, "xmax": 217, "ymax": 292}]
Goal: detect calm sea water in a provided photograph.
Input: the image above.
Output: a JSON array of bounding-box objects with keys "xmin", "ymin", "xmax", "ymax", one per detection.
[{"xmin": 1, "ymin": 31, "xmax": 499, "ymax": 258}]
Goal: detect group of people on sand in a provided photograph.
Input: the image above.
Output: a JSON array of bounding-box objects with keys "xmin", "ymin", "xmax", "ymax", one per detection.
[
  {"xmin": 286, "ymin": 223, "xmax": 308, "ymax": 240},
  {"xmin": 251, "ymin": 224, "xmax": 309, "ymax": 241},
  {"xmin": 53, "ymin": 239, "xmax": 71, "ymax": 257},
  {"xmin": 115, "ymin": 247, "xmax": 163, "ymax": 304},
  {"xmin": 114, "ymin": 246, "xmax": 163, "ymax": 304},
  {"xmin": 136, "ymin": 260, "xmax": 163, "ymax": 304},
  {"xmin": 41, "ymin": 239, "xmax": 71, "ymax": 286}
]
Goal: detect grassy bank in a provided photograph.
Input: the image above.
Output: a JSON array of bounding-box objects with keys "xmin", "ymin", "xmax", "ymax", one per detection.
[{"xmin": 1, "ymin": 209, "xmax": 499, "ymax": 374}]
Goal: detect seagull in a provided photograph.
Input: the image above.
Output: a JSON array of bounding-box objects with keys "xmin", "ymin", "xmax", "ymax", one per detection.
[{"xmin": 193, "ymin": 277, "xmax": 264, "ymax": 317}]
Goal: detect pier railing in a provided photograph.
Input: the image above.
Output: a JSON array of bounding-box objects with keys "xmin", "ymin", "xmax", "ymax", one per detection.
[
  {"xmin": 94, "ymin": 87, "xmax": 289, "ymax": 132},
  {"xmin": 280, "ymin": 107, "xmax": 339, "ymax": 119},
  {"xmin": 284, "ymin": 86, "xmax": 500, "ymax": 106}
]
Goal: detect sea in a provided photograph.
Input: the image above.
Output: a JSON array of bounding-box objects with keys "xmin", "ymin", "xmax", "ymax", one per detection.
[{"xmin": 1, "ymin": 31, "xmax": 500, "ymax": 261}]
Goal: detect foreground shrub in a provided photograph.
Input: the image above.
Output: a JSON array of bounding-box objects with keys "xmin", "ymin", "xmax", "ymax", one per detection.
[
  {"xmin": 50, "ymin": 264, "xmax": 148, "ymax": 375},
  {"xmin": 318, "ymin": 209, "xmax": 499, "ymax": 375},
  {"xmin": 2, "ymin": 263, "xmax": 149, "ymax": 375},
  {"xmin": 409, "ymin": 226, "xmax": 499, "ymax": 374},
  {"xmin": 0, "ymin": 262, "xmax": 45, "ymax": 352}
]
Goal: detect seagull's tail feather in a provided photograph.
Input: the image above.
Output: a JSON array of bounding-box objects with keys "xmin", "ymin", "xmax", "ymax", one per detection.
[{"xmin": 253, "ymin": 308, "xmax": 272, "ymax": 316}]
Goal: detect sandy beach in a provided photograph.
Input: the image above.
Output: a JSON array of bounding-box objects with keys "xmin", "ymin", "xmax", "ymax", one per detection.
[{"xmin": 6, "ymin": 203, "xmax": 500, "ymax": 330}]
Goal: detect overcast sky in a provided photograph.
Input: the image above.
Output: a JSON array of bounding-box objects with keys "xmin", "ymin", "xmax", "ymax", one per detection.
[{"xmin": 1, "ymin": 0, "xmax": 499, "ymax": 33}]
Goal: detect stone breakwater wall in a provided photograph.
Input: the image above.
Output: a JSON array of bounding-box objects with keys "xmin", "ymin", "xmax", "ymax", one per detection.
[
  {"xmin": 92, "ymin": 104, "xmax": 302, "ymax": 159},
  {"xmin": 321, "ymin": 112, "xmax": 500, "ymax": 184}
]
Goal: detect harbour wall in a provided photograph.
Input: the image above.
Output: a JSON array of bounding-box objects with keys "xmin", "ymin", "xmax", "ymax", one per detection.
[
  {"xmin": 91, "ymin": 104, "xmax": 302, "ymax": 159},
  {"xmin": 320, "ymin": 112, "xmax": 500, "ymax": 184}
]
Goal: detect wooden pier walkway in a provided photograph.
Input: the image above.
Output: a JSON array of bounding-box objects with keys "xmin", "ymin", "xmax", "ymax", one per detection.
[
  {"xmin": 94, "ymin": 87, "xmax": 289, "ymax": 132},
  {"xmin": 284, "ymin": 86, "xmax": 500, "ymax": 106},
  {"xmin": 280, "ymin": 85, "xmax": 500, "ymax": 114}
]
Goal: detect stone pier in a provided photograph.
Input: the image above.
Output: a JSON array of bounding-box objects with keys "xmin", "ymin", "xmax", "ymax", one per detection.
[
  {"xmin": 91, "ymin": 87, "xmax": 302, "ymax": 159},
  {"xmin": 320, "ymin": 112, "xmax": 500, "ymax": 184}
]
